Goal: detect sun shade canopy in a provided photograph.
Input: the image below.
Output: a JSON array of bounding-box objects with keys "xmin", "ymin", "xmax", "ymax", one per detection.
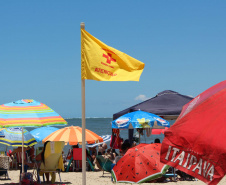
[{"xmin": 113, "ymin": 90, "xmax": 193, "ymax": 120}]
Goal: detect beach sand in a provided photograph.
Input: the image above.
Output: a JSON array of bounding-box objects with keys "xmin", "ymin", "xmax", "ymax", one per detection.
[{"xmin": 1, "ymin": 170, "xmax": 226, "ymax": 185}]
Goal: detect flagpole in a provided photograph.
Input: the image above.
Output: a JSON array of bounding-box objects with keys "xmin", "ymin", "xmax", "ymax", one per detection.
[
  {"xmin": 22, "ymin": 127, "xmax": 24, "ymax": 174},
  {"xmin": 81, "ymin": 22, "xmax": 86, "ymax": 185}
]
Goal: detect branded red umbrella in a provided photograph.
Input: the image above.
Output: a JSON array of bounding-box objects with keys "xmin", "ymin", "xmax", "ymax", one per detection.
[
  {"xmin": 160, "ymin": 80, "xmax": 226, "ymax": 185},
  {"xmin": 112, "ymin": 143, "xmax": 169, "ymax": 183}
]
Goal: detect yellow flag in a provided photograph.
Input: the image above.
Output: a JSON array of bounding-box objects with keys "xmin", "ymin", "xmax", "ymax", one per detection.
[{"xmin": 81, "ymin": 29, "xmax": 145, "ymax": 81}]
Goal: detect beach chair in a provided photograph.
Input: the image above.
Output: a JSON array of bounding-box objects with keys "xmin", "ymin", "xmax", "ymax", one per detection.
[
  {"xmin": 0, "ymin": 155, "xmax": 12, "ymax": 179},
  {"xmin": 37, "ymin": 141, "xmax": 64, "ymax": 184},
  {"xmin": 87, "ymin": 157, "xmax": 95, "ymax": 171},
  {"xmin": 72, "ymin": 148, "xmax": 82, "ymax": 171},
  {"xmin": 163, "ymin": 167, "xmax": 178, "ymax": 182},
  {"xmin": 96, "ymin": 155, "xmax": 113, "ymax": 176},
  {"xmin": 36, "ymin": 147, "xmax": 43, "ymax": 156},
  {"xmin": 176, "ymin": 170, "xmax": 196, "ymax": 181},
  {"xmin": 65, "ymin": 148, "xmax": 94, "ymax": 172}
]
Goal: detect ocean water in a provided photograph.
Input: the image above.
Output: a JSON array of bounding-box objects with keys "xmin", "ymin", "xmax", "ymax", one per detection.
[{"xmin": 0, "ymin": 118, "xmax": 175, "ymax": 154}]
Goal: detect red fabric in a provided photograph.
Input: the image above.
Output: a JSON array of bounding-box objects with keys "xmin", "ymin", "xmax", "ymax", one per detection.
[
  {"xmin": 73, "ymin": 148, "xmax": 82, "ymax": 160},
  {"xmin": 112, "ymin": 129, "xmax": 120, "ymax": 134},
  {"xmin": 110, "ymin": 129, "xmax": 122, "ymax": 149},
  {"xmin": 7, "ymin": 150, "xmax": 12, "ymax": 156},
  {"xmin": 67, "ymin": 149, "xmax": 73, "ymax": 160},
  {"xmin": 110, "ymin": 134, "xmax": 122, "ymax": 149},
  {"xmin": 72, "ymin": 148, "xmax": 83, "ymax": 169},
  {"xmin": 160, "ymin": 80, "xmax": 226, "ymax": 185},
  {"xmin": 112, "ymin": 143, "xmax": 167, "ymax": 183},
  {"xmin": 151, "ymin": 128, "xmax": 168, "ymax": 135}
]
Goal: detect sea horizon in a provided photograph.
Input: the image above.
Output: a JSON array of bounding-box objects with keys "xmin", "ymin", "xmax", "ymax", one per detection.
[{"xmin": 64, "ymin": 117, "xmax": 113, "ymax": 119}]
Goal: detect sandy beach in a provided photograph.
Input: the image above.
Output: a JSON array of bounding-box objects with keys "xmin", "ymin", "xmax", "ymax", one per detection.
[{"xmin": 1, "ymin": 170, "xmax": 226, "ymax": 185}]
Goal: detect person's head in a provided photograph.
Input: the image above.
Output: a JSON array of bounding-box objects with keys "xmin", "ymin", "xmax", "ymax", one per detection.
[
  {"xmin": 120, "ymin": 138, "xmax": 124, "ymax": 144},
  {"xmin": 98, "ymin": 143, "xmax": 107, "ymax": 154},
  {"xmin": 98, "ymin": 144, "xmax": 102, "ymax": 149},
  {"xmin": 123, "ymin": 139, "xmax": 130, "ymax": 145},
  {"xmin": 122, "ymin": 139, "xmax": 131, "ymax": 148},
  {"xmin": 92, "ymin": 150, "xmax": 96, "ymax": 156},
  {"xmin": 72, "ymin": 144, "xmax": 79, "ymax": 148},
  {"xmin": 154, "ymin": 138, "xmax": 161, "ymax": 143},
  {"xmin": 131, "ymin": 141, "xmax": 136, "ymax": 147},
  {"xmin": 102, "ymin": 143, "xmax": 107, "ymax": 150},
  {"xmin": 90, "ymin": 146, "xmax": 96, "ymax": 150},
  {"xmin": 86, "ymin": 149, "xmax": 90, "ymax": 156},
  {"xmin": 106, "ymin": 148, "xmax": 111, "ymax": 154},
  {"xmin": 121, "ymin": 141, "xmax": 131, "ymax": 155}
]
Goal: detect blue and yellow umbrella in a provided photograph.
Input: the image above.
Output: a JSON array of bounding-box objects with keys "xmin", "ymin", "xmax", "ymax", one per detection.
[
  {"xmin": 0, "ymin": 127, "xmax": 37, "ymax": 147},
  {"xmin": 112, "ymin": 110, "xmax": 170, "ymax": 129}
]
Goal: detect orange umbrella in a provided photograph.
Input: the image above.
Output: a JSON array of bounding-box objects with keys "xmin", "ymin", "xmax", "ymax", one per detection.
[{"xmin": 42, "ymin": 126, "xmax": 103, "ymax": 145}]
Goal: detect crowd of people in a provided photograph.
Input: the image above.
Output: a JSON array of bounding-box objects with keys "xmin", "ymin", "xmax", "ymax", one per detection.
[
  {"xmin": 62, "ymin": 137, "xmax": 140, "ymax": 172},
  {"xmin": 5, "ymin": 136, "xmax": 162, "ymax": 183}
]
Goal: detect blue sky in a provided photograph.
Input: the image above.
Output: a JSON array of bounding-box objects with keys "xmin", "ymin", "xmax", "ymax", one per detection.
[{"xmin": 0, "ymin": 1, "xmax": 225, "ymax": 118}]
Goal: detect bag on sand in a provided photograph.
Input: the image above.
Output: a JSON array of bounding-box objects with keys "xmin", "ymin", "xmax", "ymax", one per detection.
[{"xmin": 20, "ymin": 172, "xmax": 34, "ymax": 185}]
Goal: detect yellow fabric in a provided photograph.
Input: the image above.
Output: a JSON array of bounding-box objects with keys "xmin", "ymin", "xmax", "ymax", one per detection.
[
  {"xmin": 81, "ymin": 29, "xmax": 145, "ymax": 81},
  {"xmin": 58, "ymin": 154, "xmax": 64, "ymax": 171},
  {"xmin": 39, "ymin": 141, "xmax": 64, "ymax": 183}
]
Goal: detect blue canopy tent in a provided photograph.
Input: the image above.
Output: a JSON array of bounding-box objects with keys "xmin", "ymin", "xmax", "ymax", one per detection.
[{"xmin": 113, "ymin": 90, "xmax": 193, "ymax": 120}]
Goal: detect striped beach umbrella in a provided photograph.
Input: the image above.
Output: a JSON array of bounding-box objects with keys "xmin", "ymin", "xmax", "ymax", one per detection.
[
  {"xmin": 0, "ymin": 99, "xmax": 67, "ymax": 173},
  {"xmin": 0, "ymin": 99, "xmax": 67, "ymax": 128},
  {"xmin": 86, "ymin": 135, "xmax": 111, "ymax": 148},
  {"xmin": 42, "ymin": 126, "xmax": 103, "ymax": 145},
  {"xmin": 0, "ymin": 127, "xmax": 37, "ymax": 147}
]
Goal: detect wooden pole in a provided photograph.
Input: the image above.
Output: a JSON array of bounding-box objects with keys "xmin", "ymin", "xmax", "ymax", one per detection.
[{"xmin": 81, "ymin": 22, "xmax": 86, "ymax": 185}]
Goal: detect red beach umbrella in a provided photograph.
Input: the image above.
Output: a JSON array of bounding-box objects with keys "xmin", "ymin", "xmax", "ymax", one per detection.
[
  {"xmin": 160, "ymin": 80, "xmax": 226, "ymax": 185},
  {"xmin": 112, "ymin": 143, "xmax": 169, "ymax": 183}
]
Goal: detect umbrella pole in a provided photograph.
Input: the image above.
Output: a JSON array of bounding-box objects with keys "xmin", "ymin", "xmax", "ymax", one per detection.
[
  {"xmin": 81, "ymin": 21, "xmax": 86, "ymax": 185},
  {"xmin": 22, "ymin": 127, "xmax": 24, "ymax": 174}
]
